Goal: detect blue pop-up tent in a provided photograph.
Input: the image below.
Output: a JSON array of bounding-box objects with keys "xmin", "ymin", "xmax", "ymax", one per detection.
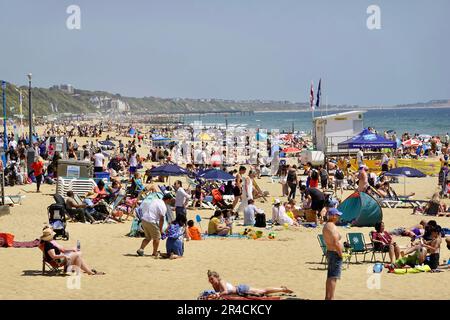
[{"xmin": 338, "ymin": 129, "xmax": 397, "ymax": 149}]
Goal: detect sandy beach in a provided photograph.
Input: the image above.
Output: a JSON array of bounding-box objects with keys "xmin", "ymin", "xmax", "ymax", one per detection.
[{"xmin": 0, "ymin": 132, "xmax": 449, "ymax": 300}]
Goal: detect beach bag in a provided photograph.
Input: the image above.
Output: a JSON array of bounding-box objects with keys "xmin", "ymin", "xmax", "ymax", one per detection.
[
  {"xmin": 254, "ymin": 213, "xmax": 266, "ymax": 228},
  {"xmin": 0, "ymin": 233, "xmax": 15, "ymax": 247}
]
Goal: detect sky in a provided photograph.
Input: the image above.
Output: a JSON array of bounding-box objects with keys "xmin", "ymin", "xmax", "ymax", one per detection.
[{"xmin": 0, "ymin": 0, "xmax": 449, "ymax": 106}]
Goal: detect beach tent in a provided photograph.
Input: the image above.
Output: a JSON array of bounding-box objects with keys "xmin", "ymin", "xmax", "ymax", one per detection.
[
  {"xmin": 198, "ymin": 169, "xmax": 235, "ymax": 181},
  {"xmin": 148, "ymin": 164, "xmax": 188, "ymax": 177},
  {"xmin": 256, "ymin": 132, "xmax": 267, "ymax": 141},
  {"xmin": 338, "ymin": 129, "xmax": 397, "ymax": 149},
  {"xmin": 128, "ymin": 128, "xmax": 136, "ymax": 136},
  {"xmin": 338, "ymin": 192, "xmax": 382, "ymax": 227},
  {"xmin": 283, "ymin": 147, "xmax": 301, "ymax": 154}
]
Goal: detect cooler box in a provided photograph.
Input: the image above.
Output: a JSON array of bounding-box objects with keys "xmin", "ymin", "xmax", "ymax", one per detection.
[{"xmin": 57, "ymin": 160, "xmax": 93, "ymax": 179}]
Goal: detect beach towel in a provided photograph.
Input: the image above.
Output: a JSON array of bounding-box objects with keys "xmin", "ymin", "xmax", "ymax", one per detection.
[
  {"xmin": 12, "ymin": 239, "xmax": 40, "ymax": 248},
  {"xmin": 393, "ymin": 265, "xmax": 431, "ymax": 274},
  {"xmin": 203, "ymin": 233, "xmax": 248, "ymax": 239}
]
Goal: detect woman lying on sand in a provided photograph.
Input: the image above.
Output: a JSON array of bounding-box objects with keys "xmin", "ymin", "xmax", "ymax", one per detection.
[{"xmin": 207, "ymin": 270, "xmax": 293, "ymax": 297}]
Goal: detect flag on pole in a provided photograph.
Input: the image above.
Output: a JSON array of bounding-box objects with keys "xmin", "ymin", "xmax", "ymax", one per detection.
[
  {"xmin": 18, "ymin": 91, "xmax": 22, "ymax": 115},
  {"xmin": 310, "ymin": 81, "xmax": 314, "ymax": 110},
  {"xmin": 315, "ymin": 78, "xmax": 321, "ymax": 108}
]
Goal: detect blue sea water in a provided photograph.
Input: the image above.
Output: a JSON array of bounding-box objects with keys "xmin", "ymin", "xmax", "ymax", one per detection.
[{"xmin": 185, "ymin": 107, "xmax": 450, "ymax": 135}]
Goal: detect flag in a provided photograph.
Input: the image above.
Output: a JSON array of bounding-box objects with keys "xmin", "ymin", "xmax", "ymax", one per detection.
[
  {"xmin": 315, "ymin": 78, "xmax": 321, "ymax": 108},
  {"xmin": 310, "ymin": 81, "xmax": 314, "ymax": 110}
]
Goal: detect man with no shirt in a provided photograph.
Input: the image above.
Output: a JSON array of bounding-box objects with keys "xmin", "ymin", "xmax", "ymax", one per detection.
[{"xmin": 322, "ymin": 208, "xmax": 344, "ymax": 300}]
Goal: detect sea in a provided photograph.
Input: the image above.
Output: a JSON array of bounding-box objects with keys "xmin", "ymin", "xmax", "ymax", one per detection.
[{"xmin": 184, "ymin": 107, "xmax": 450, "ymax": 136}]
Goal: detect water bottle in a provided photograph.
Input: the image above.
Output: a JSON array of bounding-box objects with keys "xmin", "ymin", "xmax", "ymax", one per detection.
[{"xmin": 77, "ymin": 240, "xmax": 80, "ymax": 251}]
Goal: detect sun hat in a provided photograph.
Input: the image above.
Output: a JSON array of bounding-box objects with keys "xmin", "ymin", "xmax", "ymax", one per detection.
[
  {"xmin": 273, "ymin": 198, "xmax": 281, "ymax": 205},
  {"xmin": 40, "ymin": 227, "xmax": 55, "ymax": 241},
  {"xmin": 327, "ymin": 208, "xmax": 343, "ymax": 216}
]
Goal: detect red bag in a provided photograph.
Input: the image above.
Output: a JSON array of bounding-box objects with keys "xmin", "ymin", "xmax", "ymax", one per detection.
[{"xmin": 0, "ymin": 233, "xmax": 15, "ymax": 247}]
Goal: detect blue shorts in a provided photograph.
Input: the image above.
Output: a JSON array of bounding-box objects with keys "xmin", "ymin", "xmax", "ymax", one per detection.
[
  {"xmin": 236, "ymin": 284, "xmax": 250, "ymax": 296},
  {"xmin": 166, "ymin": 238, "xmax": 184, "ymax": 256},
  {"xmin": 327, "ymin": 251, "xmax": 343, "ymax": 279}
]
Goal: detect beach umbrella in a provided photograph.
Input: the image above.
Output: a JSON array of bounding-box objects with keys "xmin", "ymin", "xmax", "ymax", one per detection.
[
  {"xmin": 149, "ymin": 164, "xmax": 188, "ymax": 177},
  {"xmin": 283, "ymin": 147, "xmax": 301, "ymax": 154},
  {"xmin": 402, "ymin": 139, "xmax": 422, "ymax": 148},
  {"xmin": 384, "ymin": 167, "xmax": 426, "ymax": 196},
  {"xmin": 384, "ymin": 167, "xmax": 426, "ymax": 178},
  {"xmin": 198, "ymin": 169, "xmax": 235, "ymax": 181},
  {"xmin": 256, "ymin": 132, "xmax": 267, "ymax": 141}
]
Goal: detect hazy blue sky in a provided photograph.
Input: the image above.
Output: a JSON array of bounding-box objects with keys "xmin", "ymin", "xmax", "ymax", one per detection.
[{"xmin": 0, "ymin": 0, "xmax": 449, "ymax": 106}]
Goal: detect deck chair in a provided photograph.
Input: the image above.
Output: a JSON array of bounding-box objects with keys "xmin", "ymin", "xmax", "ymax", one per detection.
[
  {"xmin": 317, "ymin": 234, "xmax": 351, "ymax": 269},
  {"xmin": 368, "ymin": 231, "xmax": 387, "ymax": 263},
  {"xmin": 38, "ymin": 243, "xmax": 66, "ymax": 275},
  {"xmin": 346, "ymin": 233, "xmax": 373, "ymax": 263},
  {"xmin": 317, "ymin": 234, "xmax": 328, "ymax": 265}
]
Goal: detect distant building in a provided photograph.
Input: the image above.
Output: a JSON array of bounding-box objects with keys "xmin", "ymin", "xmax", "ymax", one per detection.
[{"xmin": 51, "ymin": 84, "xmax": 74, "ymax": 94}]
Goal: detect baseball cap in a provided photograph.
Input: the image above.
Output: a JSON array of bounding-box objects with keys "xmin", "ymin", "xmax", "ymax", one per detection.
[
  {"xmin": 273, "ymin": 198, "xmax": 281, "ymax": 205},
  {"xmin": 327, "ymin": 208, "xmax": 343, "ymax": 216},
  {"xmin": 328, "ymin": 199, "xmax": 338, "ymax": 208}
]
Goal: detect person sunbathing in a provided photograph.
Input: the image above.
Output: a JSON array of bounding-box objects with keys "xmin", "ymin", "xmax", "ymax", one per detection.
[
  {"xmin": 40, "ymin": 227, "xmax": 105, "ymax": 275},
  {"xmin": 414, "ymin": 193, "xmax": 449, "ymax": 216},
  {"xmin": 207, "ymin": 270, "xmax": 293, "ymax": 297}
]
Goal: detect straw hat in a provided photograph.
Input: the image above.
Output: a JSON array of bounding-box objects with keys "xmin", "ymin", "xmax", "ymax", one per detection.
[{"xmin": 40, "ymin": 227, "xmax": 55, "ymax": 241}]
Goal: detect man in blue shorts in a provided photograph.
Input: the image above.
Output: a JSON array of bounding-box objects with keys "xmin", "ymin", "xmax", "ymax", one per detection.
[{"xmin": 322, "ymin": 208, "xmax": 343, "ymax": 300}]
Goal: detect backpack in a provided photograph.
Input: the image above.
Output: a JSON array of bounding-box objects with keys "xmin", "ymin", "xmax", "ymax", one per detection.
[
  {"xmin": 311, "ymin": 169, "xmax": 319, "ymax": 180},
  {"xmin": 335, "ymin": 169, "xmax": 344, "ymax": 180},
  {"xmin": 254, "ymin": 213, "xmax": 266, "ymax": 228}
]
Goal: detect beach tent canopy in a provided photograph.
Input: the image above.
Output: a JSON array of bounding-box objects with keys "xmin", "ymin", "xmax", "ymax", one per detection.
[
  {"xmin": 198, "ymin": 169, "xmax": 235, "ymax": 181},
  {"xmin": 338, "ymin": 192, "xmax": 382, "ymax": 227},
  {"xmin": 149, "ymin": 164, "xmax": 188, "ymax": 176},
  {"xmin": 338, "ymin": 129, "xmax": 397, "ymax": 149},
  {"xmin": 384, "ymin": 167, "xmax": 426, "ymax": 178},
  {"xmin": 283, "ymin": 147, "xmax": 301, "ymax": 154}
]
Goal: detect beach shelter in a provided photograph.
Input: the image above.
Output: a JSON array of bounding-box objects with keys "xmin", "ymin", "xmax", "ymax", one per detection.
[
  {"xmin": 283, "ymin": 147, "xmax": 301, "ymax": 154},
  {"xmin": 148, "ymin": 164, "xmax": 188, "ymax": 177},
  {"xmin": 402, "ymin": 139, "xmax": 422, "ymax": 148},
  {"xmin": 198, "ymin": 169, "xmax": 235, "ymax": 181},
  {"xmin": 198, "ymin": 132, "xmax": 214, "ymax": 141},
  {"xmin": 338, "ymin": 129, "xmax": 397, "ymax": 149},
  {"xmin": 256, "ymin": 132, "xmax": 267, "ymax": 141},
  {"xmin": 338, "ymin": 192, "xmax": 382, "ymax": 227}
]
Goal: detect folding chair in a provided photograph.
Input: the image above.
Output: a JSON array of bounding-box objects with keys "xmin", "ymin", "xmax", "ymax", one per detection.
[
  {"xmin": 368, "ymin": 231, "xmax": 387, "ymax": 263},
  {"xmin": 317, "ymin": 234, "xmax": 328, "ymax": 265},
  {"xmin": 346, "ymin": 233, "xmax": 373, "ymax": 263},
  {"xmin": 38, "ymin": 243, "xmax": 66, "ymax": 275}
]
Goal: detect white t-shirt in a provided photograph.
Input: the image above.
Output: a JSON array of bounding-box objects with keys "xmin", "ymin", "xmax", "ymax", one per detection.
[
  {"xmin": 244, "ymin": 204, "xmax": 262, "ymax": 226},
  {"xmin": 94, "ymin": 153, "xmax": 105, "ymax": 167},
  {"xmin": 381, "ymin": 154, "xmax": 389, "ymax": 165},
  {"xmin": 141, "ymin": 199, "xmax": 167, "ymax": 224},
  {"xmin": 175, "ymin": 187, "xmax": 190, "ymax": 207}
]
